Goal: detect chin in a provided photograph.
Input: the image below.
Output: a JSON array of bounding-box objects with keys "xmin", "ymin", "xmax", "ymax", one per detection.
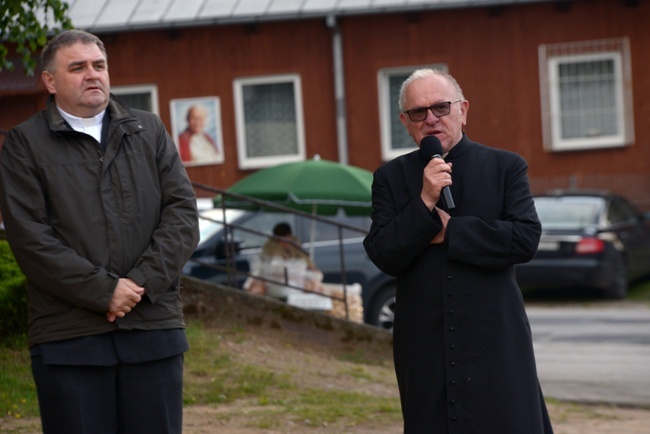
[{"xmin": 85, "ymin": 98, "xmax": 109, "ymax": 110}]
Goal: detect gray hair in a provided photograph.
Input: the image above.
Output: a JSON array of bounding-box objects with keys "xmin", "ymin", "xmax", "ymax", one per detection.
[
  {"xmin": 41, "ymin": 29, "xmax": 107, "ymax": 73},
  {"xmin": 398, "ymin": 68, "xmax": 465, "ymax": 112}
]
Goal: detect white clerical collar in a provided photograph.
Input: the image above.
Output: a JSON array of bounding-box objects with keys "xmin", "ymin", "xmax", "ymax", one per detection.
[{"xmin": 57, "ymin": 107, "xmax": 106, "ymax": 143}]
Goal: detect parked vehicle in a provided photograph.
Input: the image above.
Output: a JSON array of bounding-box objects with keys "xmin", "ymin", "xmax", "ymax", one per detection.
[
  {"xmin": 182, "ymin": 207, "xmax": 396, "ymax": 330},
  {"xmin": 515, "ymin": 190, "xmax": 650, "ymax": 298}
]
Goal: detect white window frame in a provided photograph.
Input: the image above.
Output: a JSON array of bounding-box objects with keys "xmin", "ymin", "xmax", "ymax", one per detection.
[
  {"xmin": 378, "ymin": 64, "xmax": 448, "ymax": 162},
  {"xmin": 233, "ymin": 74, "xmax": 306, "ymax": 169},
  {"xmin": 539, "ymin": 38, "xmax": 634, "ymax": 152},
  {"xmin": 111, "ymin": 84, "xmax": 159, "ymax": 115}
]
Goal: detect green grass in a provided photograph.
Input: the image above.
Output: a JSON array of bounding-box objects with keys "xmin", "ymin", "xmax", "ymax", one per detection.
[
  {"xmin": 0, "ymin": 320, "xmax": 401, "ymax": 430},
  {"xmin": 0, "ymin": 336, "xmax": 38, "ymax": 421},
  {"xmin": 183, "ymin": 323, "xmax": 294, "ymax": 406},
  {"xmin": 181, "ymin": 321, "xmax": 401, "ymax": 429},
  {"xmin": 281, "ymin": 388, "xmax": 400, "ymax": 428},
  {"xmin": 628, "ymin": 279, "xmax": 650, "ymax": 302}
]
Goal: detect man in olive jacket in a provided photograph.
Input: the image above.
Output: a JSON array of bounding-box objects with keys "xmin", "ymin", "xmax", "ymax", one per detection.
[
  {"xmin": 363, "ymin": 69, "xmax": 554, "ymax": 433},
  {"xmin": 0, "ymin": 30, "xmax": 199, "ymax": 433}
]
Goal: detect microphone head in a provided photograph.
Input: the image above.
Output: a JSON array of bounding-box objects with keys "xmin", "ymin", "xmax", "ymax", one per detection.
[{"xmin": 419, "ymin": 135, "xmax": 443, "ymax": 158}]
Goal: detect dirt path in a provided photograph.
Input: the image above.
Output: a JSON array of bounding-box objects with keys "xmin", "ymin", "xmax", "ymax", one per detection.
[
  {"xmin": 4, "ymin": 402, "xmax": 650, "ymax": 433},
  {"xmin": 183, "ymin": 403, "xmax": 650, "ymax": 433}
]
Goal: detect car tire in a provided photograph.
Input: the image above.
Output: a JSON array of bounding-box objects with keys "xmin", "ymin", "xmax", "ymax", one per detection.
[
  {"xmin": 368, "ymin": 285, "xmax": 396, "ymax": 332},
  {"xmin": 603, "ymin": 253, "xmax": 628, "ymax": 299}
]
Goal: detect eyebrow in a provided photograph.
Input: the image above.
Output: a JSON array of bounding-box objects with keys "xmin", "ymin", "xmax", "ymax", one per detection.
[{"xmin": 67, "ymin": 59, "xmax": 107, "ymax": 69}]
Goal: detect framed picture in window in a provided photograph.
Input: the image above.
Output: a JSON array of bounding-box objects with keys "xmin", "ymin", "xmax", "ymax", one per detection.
[{"xmin": 170, "ymin": 96, "xmax": 224, "ymax": 165}]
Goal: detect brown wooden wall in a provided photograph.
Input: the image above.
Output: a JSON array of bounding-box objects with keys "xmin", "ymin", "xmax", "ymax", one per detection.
[
  {"xmin": 341, "ymin": 1, "xmax": 650, "ymax": 179},
  {"xmin": 1, "ymin": 0, "xmax": 648, "ymax": 202},
  {"xmin": 100, "ymin": 18, "xmax": 338, "ymax": 191}
]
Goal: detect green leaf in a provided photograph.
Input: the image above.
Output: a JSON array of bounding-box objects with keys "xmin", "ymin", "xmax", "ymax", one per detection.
[{"xmin": 0, "ymin": 0, "xmax": 74, "ymax": 75}]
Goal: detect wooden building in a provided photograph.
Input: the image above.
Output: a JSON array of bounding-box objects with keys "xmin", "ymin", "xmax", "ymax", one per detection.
[{"xmin": 1, "ymin": 0, "xmax": 649, "ymax": 207}]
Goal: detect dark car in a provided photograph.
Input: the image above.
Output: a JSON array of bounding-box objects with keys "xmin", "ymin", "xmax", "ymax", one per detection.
[
  {"xmin": 515, "ymin": 190, "xmax": 650, "ymax": 298},
  {"xmin": 182, "ymin": 207, "xmax": 397, "ymax": 330}
]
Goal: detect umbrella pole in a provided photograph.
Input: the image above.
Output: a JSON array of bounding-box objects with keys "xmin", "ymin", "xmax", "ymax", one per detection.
[{"xmin": 309, "ymin": 203, "xmax": 316, "ymax": 260}]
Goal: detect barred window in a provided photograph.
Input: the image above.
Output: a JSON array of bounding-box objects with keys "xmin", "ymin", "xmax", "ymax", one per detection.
[
  {"xmin": 234, "ymin": 74, "xmax": 306, "ymax": 169},
  {"xmin": 112, "ymin": 84, "xmax": 158, "ymax": 114},
  {"xmin": 539, "ymin": 38, "xmax": 634, "ymax": 151},
  {"xmin": 378, "ymin": 64, "xmax": 448, "ymax": 161}
]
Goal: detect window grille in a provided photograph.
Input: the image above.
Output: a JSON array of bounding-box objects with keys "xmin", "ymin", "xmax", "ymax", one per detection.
[
  {"xmin": 539, "ymin": 38, "xmax": 633, "ymax": 151},
  {"xmin": 111, "ymin": 84, "xmax": 159, "ymax": 114},
  {"xmin": 234, "ymin": 74, "xmax": 305, "ymax": 169}
]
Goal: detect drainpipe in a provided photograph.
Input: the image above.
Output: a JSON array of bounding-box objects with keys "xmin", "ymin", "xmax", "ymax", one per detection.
[{"xmin": 327, "ymin": 14, "xmax": 348, "ymax": 165}]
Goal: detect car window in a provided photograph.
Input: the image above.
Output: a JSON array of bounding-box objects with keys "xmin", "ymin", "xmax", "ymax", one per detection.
[
  {"xmin": 235, "ymin": 212, "xmax": 298, "ymax": 249},
  {"xmin": 201, "ymin": 209, "xmax": 371, "ymax": 249},
  {"xmin": 534, "ymin": 196, "xmax": 602, "ymax": 229},
  {"xmin": 197, "ymin": 208, "xmax": 248, "ymax": 245},
  {"xmin": 306, "ymin": 215, "xmax": 370, "ymax": 242},
  {"xmin": 607, "ymin": 197, "xmax": 640, "ymax": 226}
]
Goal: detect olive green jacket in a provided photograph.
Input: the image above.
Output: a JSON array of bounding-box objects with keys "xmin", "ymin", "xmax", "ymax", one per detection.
[{"xmin": 0, "ymin": 95, "xmax": 199, "ymax": 346}]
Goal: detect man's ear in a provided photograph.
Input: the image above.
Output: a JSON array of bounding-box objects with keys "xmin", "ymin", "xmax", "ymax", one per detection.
[
  {"xmin": 42, "ymin": 71, "xmax": 56, "ymax": 94},
  {"xmin": 399, "ymin": 112, "xmax": 408, "ymax": 128},
  {"xmin": 460, "ymin": 100, "xmax": 469, "ymax": 126}
]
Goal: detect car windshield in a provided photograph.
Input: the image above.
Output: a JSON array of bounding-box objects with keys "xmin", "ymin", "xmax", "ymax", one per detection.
[
  {"xmin": 198, "ymin": 208, "xmax": 248, "ymax": 245},
  {"xmin": 534, "ymin": 196, "xmax": 603, "ymax": 230}
]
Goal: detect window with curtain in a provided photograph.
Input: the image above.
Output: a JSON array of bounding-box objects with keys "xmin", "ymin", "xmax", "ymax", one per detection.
[
  {"xmin": 377, "ymin": 64, "xmax": 448, "ymax": 161},
  {"xmin": 111, "ymin": 84, "xmax": 159, "ymax": 114},
  {"xmin": 234, "ymin": 74, "xmax": 305, "ymax": 169},
  {"xmin": 539, "ymin": 38, "xmax": 634, "ymax": 151}
]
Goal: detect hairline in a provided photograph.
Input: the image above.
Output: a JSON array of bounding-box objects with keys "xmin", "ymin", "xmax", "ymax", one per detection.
[
  {"xmin": 398, "ymin": 68, "xmax": 465, "ymax": 112},
  {"xmin": 41, "ymin": 29, "xmax": 107, "ymax": 73}
]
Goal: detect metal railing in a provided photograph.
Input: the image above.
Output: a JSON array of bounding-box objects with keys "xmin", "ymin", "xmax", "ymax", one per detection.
[{"xmin": 189, "ymin": 182, "xmax": 369, "ymax": 323}]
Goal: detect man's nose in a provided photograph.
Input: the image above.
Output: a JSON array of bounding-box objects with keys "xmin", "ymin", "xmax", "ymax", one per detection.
[{"xmin": 85, "ymin": 66, "xmax": 101, "ymax": 79}]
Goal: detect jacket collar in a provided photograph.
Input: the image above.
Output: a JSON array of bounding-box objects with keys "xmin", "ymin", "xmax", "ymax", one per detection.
[
  {"xmin": 45, "ymin": 94, "xmax": 141, "ymax": 135},
  {"xmin": 417, "ymin": 133, "xmax": 471, "ymax": 163},
  {"xmin": 445, "ymin": 133, "xmax": 471, "ymax": 161}
]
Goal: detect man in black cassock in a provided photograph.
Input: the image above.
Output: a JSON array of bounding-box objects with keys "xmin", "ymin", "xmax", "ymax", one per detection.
[{"xmin": 363, "ymin": 69, "xmax": 554, "ymax": 433}]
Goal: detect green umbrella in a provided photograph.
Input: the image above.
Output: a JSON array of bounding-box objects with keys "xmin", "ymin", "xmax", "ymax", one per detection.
[{"xmin": 219, "ymin": 156, "xmax": 373, "ymax": 217}]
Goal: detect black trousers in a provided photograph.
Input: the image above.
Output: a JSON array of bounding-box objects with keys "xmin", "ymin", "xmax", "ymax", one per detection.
[{"xmin": 31, "ymin": 353, "xmax": 184, "ymax": 434}]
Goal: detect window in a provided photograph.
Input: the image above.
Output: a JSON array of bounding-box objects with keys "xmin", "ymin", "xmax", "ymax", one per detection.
[
  {"xmin": 378, "ymin": 64, "xmax": 448, "ymax": 161},
  {"xmin": 111, "ymin": 84, "xmax": 159, "ymax": 114},
  {"xmin": 607, "ymin": 197, "xmax": 639, "ymax": 227},
  {"xmin": 539, "ymin": 38, "xmax": 634, "ymax": 151},
  {"xmin": 233, "ymin": 74, "xmax": 306, "ymax": 169},
  {"xmin": 237, "ymin": 213, "xmax": 298, "ymax": 250}
]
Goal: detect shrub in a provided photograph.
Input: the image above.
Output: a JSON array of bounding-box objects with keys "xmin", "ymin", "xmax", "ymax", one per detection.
[{"xmin": 0, "ymin": 239, "xmax": 28, "ymax": 342}]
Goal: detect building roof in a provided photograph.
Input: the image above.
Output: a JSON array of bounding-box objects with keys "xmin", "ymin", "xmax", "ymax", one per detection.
[{"xmin": 63, "ymin": 0, "xmax": 555, "ymax": 32}]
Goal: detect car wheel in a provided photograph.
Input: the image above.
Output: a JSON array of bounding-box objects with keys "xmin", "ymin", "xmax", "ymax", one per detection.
[
  {"xmin": 368, "ymin": 285, "xmax": 396, "ymax": 332},
  {"xmin": 604, "ymin": 253, "xmax": 628, "ymax": 299}
]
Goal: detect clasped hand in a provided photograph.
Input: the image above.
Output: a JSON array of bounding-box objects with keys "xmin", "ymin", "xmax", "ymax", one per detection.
[{"xmin": 107, "ymin": 278, "xmax": 145, "ymax": 322}]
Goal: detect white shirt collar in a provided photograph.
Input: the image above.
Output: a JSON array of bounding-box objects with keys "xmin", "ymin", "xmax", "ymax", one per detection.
[{"xmin": 57, "ymin": 107, "xmax": 106, "ymax": 143}]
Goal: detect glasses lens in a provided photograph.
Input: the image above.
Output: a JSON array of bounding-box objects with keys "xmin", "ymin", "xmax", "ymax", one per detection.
[
  {"xmin": 430, "ymin": 102, "xmax": 451, "ymax": 117},
  {"xmin": 407, "ymin": 108, "xmax": 428, "ymax": 122},
  {"xmin": 406, "ymin": 102, "xmax": 453, "ymax": 122}
]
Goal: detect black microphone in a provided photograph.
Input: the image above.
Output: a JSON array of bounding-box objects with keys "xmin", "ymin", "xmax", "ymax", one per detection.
[{"xmin": 419, "ymin": 135, "xmax": 455, "ymax": 210}]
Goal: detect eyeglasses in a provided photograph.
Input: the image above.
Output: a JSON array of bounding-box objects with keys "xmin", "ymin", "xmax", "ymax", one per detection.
[{"xmin": 404, "ymin": 99, "xmax": 462, "ymax": 122}]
